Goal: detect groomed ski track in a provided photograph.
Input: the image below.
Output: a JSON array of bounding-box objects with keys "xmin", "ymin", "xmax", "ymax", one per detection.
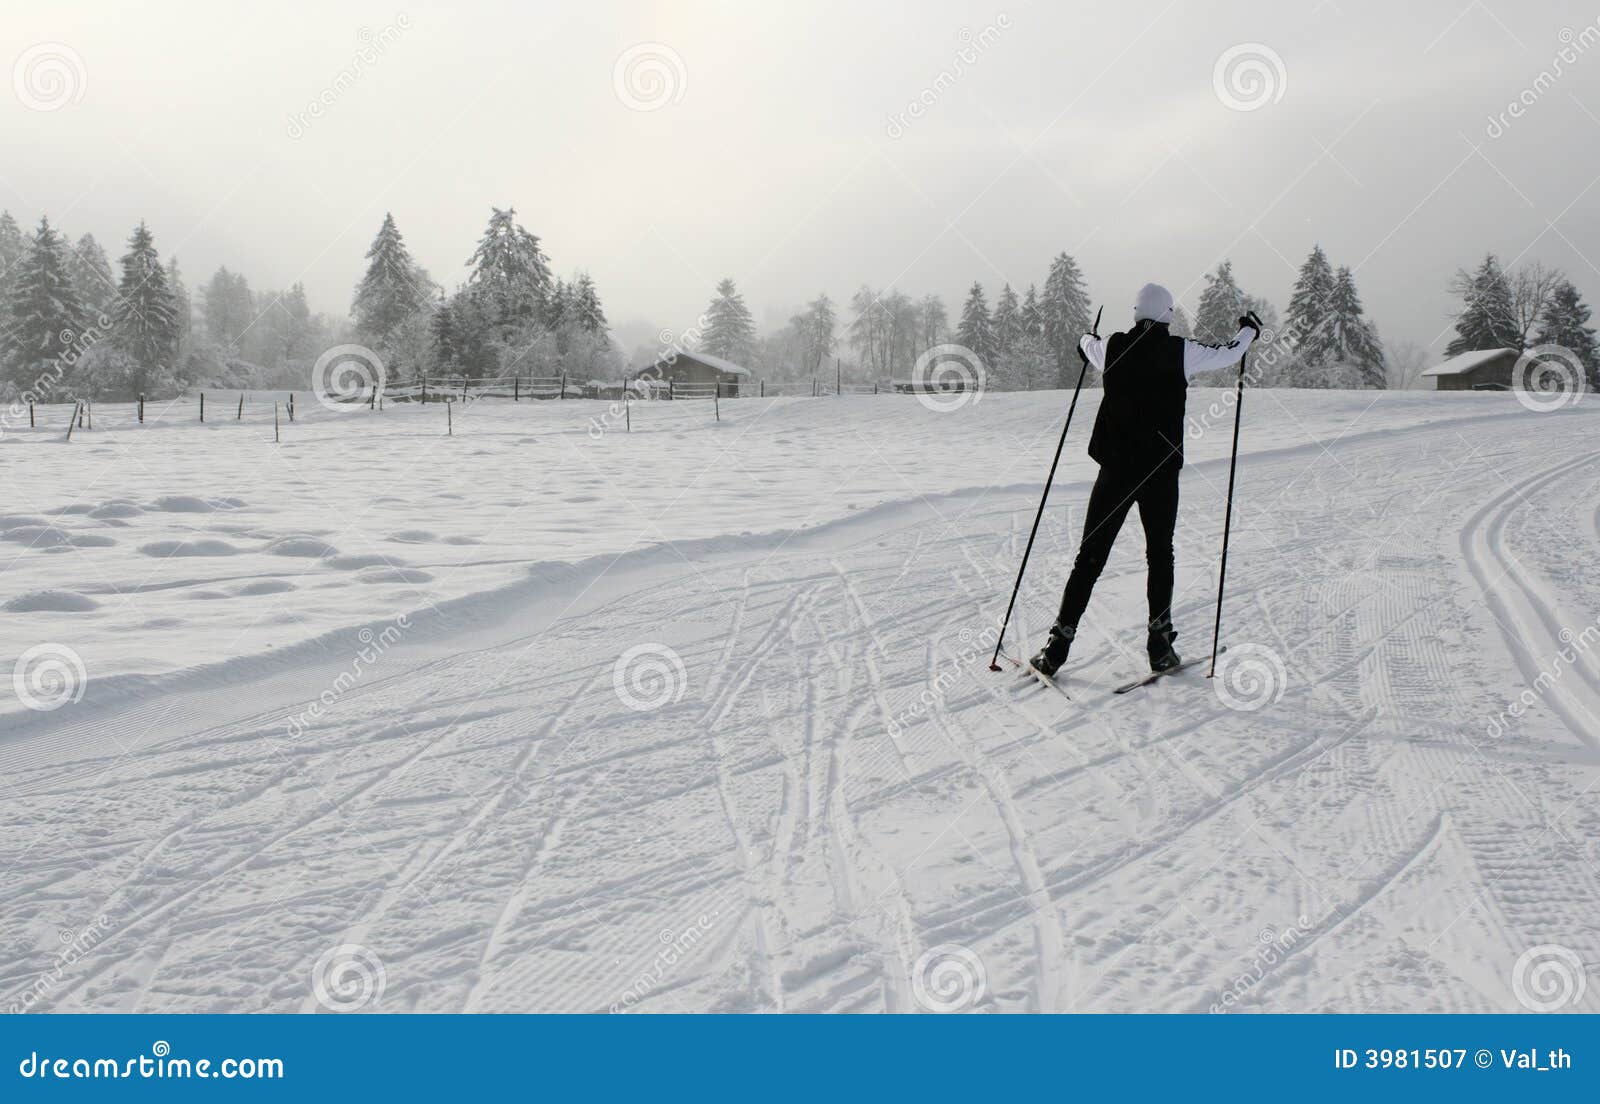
[{"xmin": 4, "ymin": 398, "xmax": 1599, "ymax": 1013}]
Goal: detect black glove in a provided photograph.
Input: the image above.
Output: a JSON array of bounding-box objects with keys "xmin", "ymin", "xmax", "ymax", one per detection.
[{"xmin": 1238, "ymin": 311, "xmax": 1262, "ymax": 338}]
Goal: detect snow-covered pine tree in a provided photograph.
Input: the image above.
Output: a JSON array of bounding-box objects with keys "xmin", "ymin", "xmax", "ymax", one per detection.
[
  {"xmin": 1040, "ymin": 252, "xmax": 1092, "ymax": 387},
  {"xmin": 1535, "ymin": 279, "xmax": 1599, "ymax": 388},
  {"xmin": 5, "ymin": 217, "xmax": 90, "ymax": 391},
  {"xmin": 1194, "ymin": 260, "xmax": 1247, "ymax": 345},
  {"xmin": 570, "ymin": 271, "xmax": 609, "ymax": 334},
  {"xmin": 545, "ymin": 278, "xmax": 570, "ymax": 330},
  {"xmin": 1327, "ymin": 266, "xmax": 1386, "ymax": 387},
  {"xmin": 465, "ymin": 206, "xmax": 552, "ymax": 334},
  {"xmin": 111, "ymin": 221, "xmax": 180, "ymax": 379},
  {"xmin": 992, "ymin": 284, "xmax": 1021, "ymax": 355},
  {"xmin": 353, "ymin": 213, "xmax": 434, "ymax": 345},
  {"xmin": 1021, "ymin": 284, "xmax": 1042, "ymax": 339},
  {"xmin": 1446, "ymin": 254, "xmax": 1520, "ymax": 356},
  {"xmin": 1285, "ymin": 244, "xmax": 1337, "ymax": 373},
  {"xmin": 67, "ymin": 233, "xmax": 117, "ymax": 321},
  {"xmin": 0, "ymin": 211, "xmax": 26, "ymax": 326},
  {"xmin": 201, "ymin": 267, "xmax": 255, "ymax": 353},
  {"xmin": 700, "ymin": 278, "xmax": 757, "ymax": 364},
  {"xmin": 955, "ymin": 281, "xmax": 995, "ymax": 371}
]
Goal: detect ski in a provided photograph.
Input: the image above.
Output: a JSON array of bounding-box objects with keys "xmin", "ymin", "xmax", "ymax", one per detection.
[
  {"xmin": 1113, "ymin": 645, "xmax": 1225, "ymax": 695},
  {"xmin": 996, "ymin": 648, "xmax": 1071, "ymax": 700}
]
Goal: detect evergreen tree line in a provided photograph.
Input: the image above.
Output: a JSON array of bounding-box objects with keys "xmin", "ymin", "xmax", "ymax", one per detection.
[
  {"xmin": 1445, "ymin": 254, "xmax": 1597, "ymax": 388},
  {"xmin": 354, "ymin": 207, "xmax": 619, "ymax": 385},
  {"xmin": 0, "ymin": 210, "xmax": 346, "ymax": 403}
]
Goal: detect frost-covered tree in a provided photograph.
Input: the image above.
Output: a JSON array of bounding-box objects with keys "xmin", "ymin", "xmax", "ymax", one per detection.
[
  {"xmin": 917, "ymin": 294, "xmax": 948, "ymax": 353},
  {"xmin": 955, "ymin": 281, "xmax": 994, "ymax": 367},
  {"xmin": 1535, "ymin": 279, "xmax": 1598, "ymax": 388},
  {"xmin": 570, "ymin": 271, "xmax": 608, "ymax": 334},
  {"xmin": 353, "ymin": 213, "xmax": 434, "ymax": 344},
  {"xmin": 111, "ymin": 221, "xmax": 180, "ymax": 381},
  {"xmin": 202, "ymin": 267, "xmax": 255, "ymax": 352},
  {"xmin": 992, "ymin": 283, "xmax": 1021, "ymax": 359},
  {"xmin": 700, "ymin": 277, "xmax": 757, "ymax": 364},
  {"xmin": 4, "ymin": 217, "xmax": 89, "ymax": 393},
  {"xmin": 67, "ymin": 232, "xmax": 117, "ymax": 320},
  {"xmin": 1195, "ymin": 260, "xmax": 1248, "ymax": 345},
  {"xmin": 1285, "ymin": 244, "xmax": 1337, "ymax": 368},
  {"xmin": 1446, "ymin": 254, "xmax": 1520, "ymax": 355},
  {"xmin": 790, "ymin": 293, "xmax": 837, "ymax": 374},
  {"xmin": 465, "ymin": 206, "xmax": 552, "ymax": 334},
  {"xmin": 1040, "ymin": 252, "xmax": 1092, "ymax": 386},
  {"xmin": 1326, "ymin": 266, "xmax": 1385, "ymax": 387}
]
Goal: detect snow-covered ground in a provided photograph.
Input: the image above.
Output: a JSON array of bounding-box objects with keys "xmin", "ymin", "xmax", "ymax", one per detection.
[{"xmin": 3, "ymin": 388, "xmax": 1598, "ymax": 1012}]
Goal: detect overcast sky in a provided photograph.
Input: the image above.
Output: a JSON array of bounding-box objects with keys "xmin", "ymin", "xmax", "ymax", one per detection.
[{"xmin": 6, "ymin": 0, "xmax": 1598, "ymax": 354}]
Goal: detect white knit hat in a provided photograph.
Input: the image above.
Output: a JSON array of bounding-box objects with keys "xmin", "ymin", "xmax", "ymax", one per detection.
[{"xmin": 1133, "ymin": 283, "xmax": 1175, "ymax": 324}]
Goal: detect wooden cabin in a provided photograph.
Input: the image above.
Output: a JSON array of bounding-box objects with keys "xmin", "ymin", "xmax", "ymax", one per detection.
[{"xmin": 1422, "ymin": 348, "xmax": 1519, "ymax": 391}]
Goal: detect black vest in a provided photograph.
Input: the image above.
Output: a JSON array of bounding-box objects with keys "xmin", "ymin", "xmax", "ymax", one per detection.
[{"xmin": 1087, "ymin": 321, "xmax": 1188, "ymax": 476}]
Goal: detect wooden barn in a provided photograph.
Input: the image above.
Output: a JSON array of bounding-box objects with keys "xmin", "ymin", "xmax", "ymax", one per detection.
[
  {"xmin": 1422, "ymin": 347, "xmax": 1519, "ymax": 391},
  {"xmin": 638, "ymin": 350, "xmax": 753, "ymax": 395}
]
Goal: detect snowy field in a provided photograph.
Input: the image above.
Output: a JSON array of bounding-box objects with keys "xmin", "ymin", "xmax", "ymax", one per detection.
[{"xmin": 3, "ymin": 388, "xmax": 1599, "ymax": 1013}]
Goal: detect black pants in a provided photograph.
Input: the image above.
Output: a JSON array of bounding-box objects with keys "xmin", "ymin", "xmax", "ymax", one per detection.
[{"xmin": 1054, "ymin": 464, "xmax": 1180, "ymax": 632}]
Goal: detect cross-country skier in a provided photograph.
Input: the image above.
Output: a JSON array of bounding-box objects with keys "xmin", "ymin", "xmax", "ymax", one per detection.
[{"xmin": 1030, "ymin": 283, "xmax": 1260, "ymax": 678}]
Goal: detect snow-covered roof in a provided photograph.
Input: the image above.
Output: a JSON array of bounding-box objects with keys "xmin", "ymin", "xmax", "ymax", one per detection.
[
  {"xmin": 656, "ymin": 350, "xmax": 753, "ymax": 377},
  {"xmin": 1422, "ymin": 347, "xmax": 1518, "ymax": 377}
]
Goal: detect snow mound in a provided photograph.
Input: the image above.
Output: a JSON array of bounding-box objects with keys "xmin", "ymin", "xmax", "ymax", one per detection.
[
  {"xmin": 138, "ymin": 539, "xmax": 241, "ymax": 557},
  {"xmin": 266, "ymin": 537, "xmax": 339, "ymax": 558},
  {"xmin": 4, "ymin": 589, "xmax": 101, "ymax": 612}
]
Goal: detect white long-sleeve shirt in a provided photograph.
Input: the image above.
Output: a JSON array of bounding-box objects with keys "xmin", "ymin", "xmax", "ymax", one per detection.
[{"xmin": 1079, "ymin": 326, "xmax": 1256, "ymax": 380}]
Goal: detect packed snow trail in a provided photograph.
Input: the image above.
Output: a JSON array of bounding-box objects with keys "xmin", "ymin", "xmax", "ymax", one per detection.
[{"xmin": 3, "ymin": 396, "xmax": 1599, "ymax": 1013}]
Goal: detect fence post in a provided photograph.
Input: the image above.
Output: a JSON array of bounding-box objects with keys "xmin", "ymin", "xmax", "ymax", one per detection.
[
  {"xmin": 200, "ymin": 392, "xmax": 205, "ymax": 422},
  {"xmin": 422, "ymin": 374, "xmax": 428, "ymax": 404},
  {"xmin": 447, "ymin": 400, "xmax": 453, "ymax": 436},
  {"xmin": 715, "ymin": 385, "xmax": 721, "ymax": 422},
  {"xmin": 288, "ymin": 393, "xmax": 295, "ymax": 422},
  {"xmin": 514, "ymin": 375, "xmax": 519, "ymax": 401},
  {"xmin": 760, "ymin": 379, "xmax": 765, "ymax": 398},
  {"xmin": 29, "ymin": 402, "xmax": 34, "ymax": 427},
  {"xmin": 65, "ymin": 402, "xmax": 79, "ymax": 442},
  {"xmin": 87, "ymin": 402, "xmax": 92, "ymax": 430},
  {"xmin": 560, "ymin": 372, "xmax": 567, "ymax": 399},
  {"xmin": 461, "ymin": 377, "xmax": 467, "ymax": 403},
  {"xmin": 138, "ymin": 394, "xmax": 144, "ymax": 423},
  {"xmin": 237, "ymin": 393, "xmax": 244, "ymax": 420},
  {"xmin": 274, "ymin": 401, "xmax": 281, "ymax": 443},
  {"xmin": 625, "ymin": 389, "xmax": 631, "ymax": 432},
  {"xmin": 836, "ymin": 357, "xmax": 841, "ymax": 395},
  {"xmin": 669, "ymin": 379, "xmax": 675, "ymax": 401}
]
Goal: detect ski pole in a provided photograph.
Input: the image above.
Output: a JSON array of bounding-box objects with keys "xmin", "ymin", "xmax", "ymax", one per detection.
[
  {"xmin": 1207, "ymin": 347, "xmax": 1247, "ymax": 679},
  {"xmin": 990, "ymin": 306, "xmax": 1100, "ymax": 671}
]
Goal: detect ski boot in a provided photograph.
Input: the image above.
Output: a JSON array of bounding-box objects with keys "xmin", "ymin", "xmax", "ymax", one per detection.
[
  {"xmin": 1147, "ymin": 616, "xmax": 1180, "ymax": 673},
  {"xmin": 1029, "ymin": 622, "xmax": 1076, "ymax": 679}
]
